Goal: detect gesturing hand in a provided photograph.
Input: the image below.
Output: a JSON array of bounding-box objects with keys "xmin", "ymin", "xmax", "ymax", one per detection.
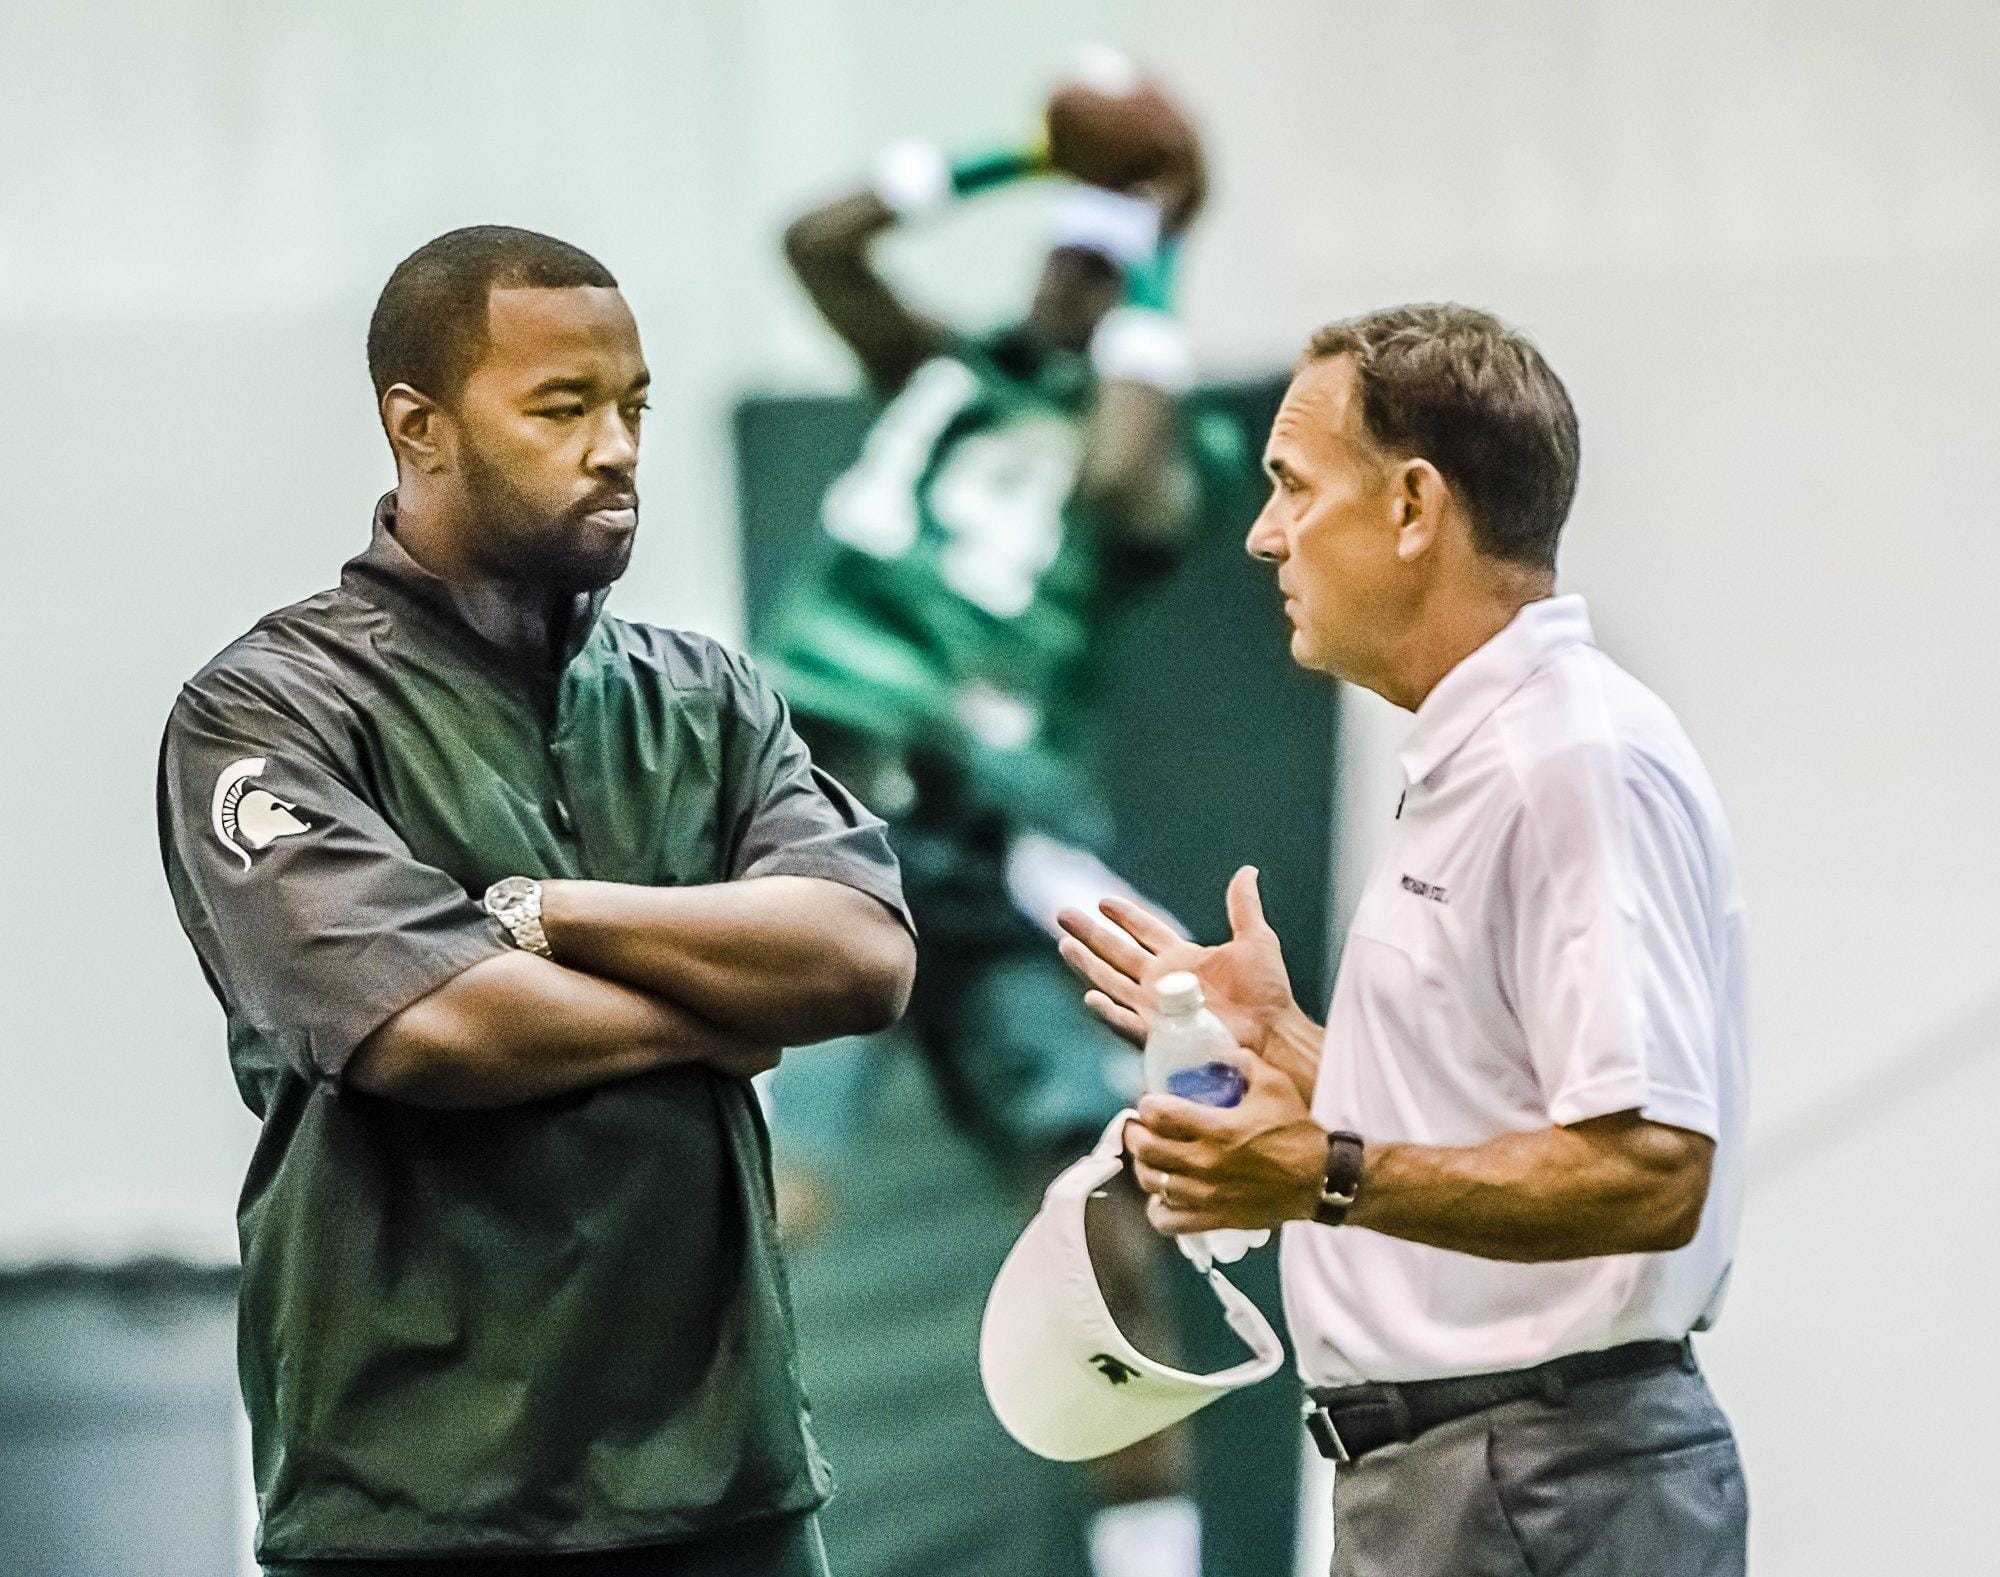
[{"xmin": 1057, "ymin": 865, "xmax": 1299, "ymax": 1057}]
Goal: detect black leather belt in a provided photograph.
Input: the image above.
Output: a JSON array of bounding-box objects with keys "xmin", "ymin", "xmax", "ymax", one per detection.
[{"xmin": 1304, "ymin": 1338, "xmax": 1695, "ymax": 1464}]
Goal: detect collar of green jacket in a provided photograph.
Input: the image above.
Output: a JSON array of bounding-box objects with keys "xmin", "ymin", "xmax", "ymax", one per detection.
[{"xmin": 344, "ymin": 491, "xmax": 611, "ymax": 670}]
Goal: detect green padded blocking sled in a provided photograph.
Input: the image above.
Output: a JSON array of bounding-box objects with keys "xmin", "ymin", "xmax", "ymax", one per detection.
[{"xmin": 738, "ymin": 376, "xmax": 1334, "ymax": 1577}]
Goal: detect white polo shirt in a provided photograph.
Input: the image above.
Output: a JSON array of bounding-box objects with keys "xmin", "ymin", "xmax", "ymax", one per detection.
[{"xmin": 1280, "ymin": 595, "xmax": 1748, "ymax": 1386}]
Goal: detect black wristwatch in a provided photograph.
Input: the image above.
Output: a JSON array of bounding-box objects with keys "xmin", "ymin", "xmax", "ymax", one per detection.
[{"xmin": 1312, "ymin": 1129, "xmax": 1366, "ymax": 1226}]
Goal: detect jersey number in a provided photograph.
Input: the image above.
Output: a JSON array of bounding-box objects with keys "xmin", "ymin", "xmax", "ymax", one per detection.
[{"xmin": 822, "ymin": 358, "xmax": 1079, "ymax": 619}]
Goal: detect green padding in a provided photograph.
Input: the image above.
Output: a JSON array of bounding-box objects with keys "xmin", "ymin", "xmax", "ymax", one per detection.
[
  {"xmin": 771, "ymin": 1038, "xmax": 1093, "ymax": 1577},
  {"xmin": 738, "ymin": 374, "xmax": 1327, "ymax": 1577},
  {"xmin": 1172, "ymin": 1247, "xmax": 1303, "ymax": 1577}
]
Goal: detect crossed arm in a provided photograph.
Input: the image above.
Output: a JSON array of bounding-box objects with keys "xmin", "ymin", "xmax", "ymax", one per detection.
[
  {"xmin": 1056, "ymin": 868, "xmax": 1713, "ymax": 1262},
  {"xmin": 351, "ymin": 876, "xmax": 914, "ymax": 1109},
  {"xmin": 164, "ymin": 673, "xmax": 915, "ymax": 1112}
]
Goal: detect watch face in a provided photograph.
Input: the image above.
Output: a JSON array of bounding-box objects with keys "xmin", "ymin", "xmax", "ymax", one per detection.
[{"xmin": 487, "ymin": 876, "xmax": 537, "ymax": 913}]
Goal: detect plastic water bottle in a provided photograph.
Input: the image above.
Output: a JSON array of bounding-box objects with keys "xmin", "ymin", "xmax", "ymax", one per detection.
[{"xmin": 1143, "ymin": 972, "xmax": 1271, "ymax": 1266}]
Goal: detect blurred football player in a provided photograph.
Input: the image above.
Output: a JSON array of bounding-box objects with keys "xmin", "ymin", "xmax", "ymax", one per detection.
[{"xmin": 761, "ymin": 57, "xmax": 1222, "ymax": 1577}]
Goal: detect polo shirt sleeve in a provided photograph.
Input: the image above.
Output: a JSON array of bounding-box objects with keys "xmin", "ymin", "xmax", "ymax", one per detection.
[
  {"xmin": 158, "ymin": 669, "xmax": 511, "ymax": 1083},
  {"xmin": 1507, "ymin": 740, "xmax": 1722, "ymax": 1139},
  {"xmin": 713, "ymin": 647, "xmax": 914, "ymax": 937}
]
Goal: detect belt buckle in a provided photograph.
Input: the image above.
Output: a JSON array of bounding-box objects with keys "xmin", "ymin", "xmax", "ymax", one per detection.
[{"xmin": 1304, "ymin": 1403, "xmax": 1352, "ymax": 1464}]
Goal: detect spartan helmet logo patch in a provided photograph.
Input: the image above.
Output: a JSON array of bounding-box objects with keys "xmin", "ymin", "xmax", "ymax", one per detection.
[
  {"xmin": 1088, "ymin": 1353, "xmax": 1139, "ymax": 1386},
  {"xmin": 211, "ymin": 757, "xmax": 313, "ymax": 869}
]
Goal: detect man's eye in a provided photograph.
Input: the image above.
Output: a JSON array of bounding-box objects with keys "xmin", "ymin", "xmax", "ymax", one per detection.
[
  {"xmin": 623, "ymin": 401, "xmax": 651, "ymax": 420},
  {"xmin": 535, "ymin": 405, "xmax": 586, "ymax": 420}
]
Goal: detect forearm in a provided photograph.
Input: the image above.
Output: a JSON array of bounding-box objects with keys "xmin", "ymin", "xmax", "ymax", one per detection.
[
  {"xmin": 541, "ymin": 875, "xmax": 914, "ymax": 1043},
  {"xmin": 784, "ymin": 140, "xmax": 1045, "ymax": 389},
  {"xmin": 350, "ymin": 951, "xmax": 752, "ymax": 1109},
  {"xmin": 1342, "ymin": 1118, "xmax": 1712, "ymax": 1262},
  {"xmin": 782, "ymin": 190, "xmax": 899, "ymax": 280},
  {"xmin": 1075, "ymin": 223, "xmax": 1199, "ymax": 552},
  {"xmin": 781, "ymin": 189, "xmax": 936, "ymax": 390}
]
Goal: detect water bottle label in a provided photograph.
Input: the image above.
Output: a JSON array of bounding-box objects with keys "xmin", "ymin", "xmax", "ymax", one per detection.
[{"xmin": 1163, "ymin": 1061, "xmax": 1247, "ymax": 1107}]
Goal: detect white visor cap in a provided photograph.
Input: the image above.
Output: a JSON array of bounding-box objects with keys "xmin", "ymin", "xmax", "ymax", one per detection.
[{"xmin": 980, "ymin": 1111, "xmax": 1286, "ymax": 1461}]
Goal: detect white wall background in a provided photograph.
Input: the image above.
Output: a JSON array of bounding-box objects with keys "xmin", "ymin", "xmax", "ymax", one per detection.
[{"xmin": 2, "ymin": 3, "xmax": 1995, "ymax": 1571}]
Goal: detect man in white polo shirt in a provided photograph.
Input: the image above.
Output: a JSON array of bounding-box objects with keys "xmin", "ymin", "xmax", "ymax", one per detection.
[{"xmin": 1057, "ymin": 303, "xmax": 1749, "ymax": 1575}]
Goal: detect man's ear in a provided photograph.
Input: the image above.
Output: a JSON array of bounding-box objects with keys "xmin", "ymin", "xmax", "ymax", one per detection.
[
  {"xmin": 1393, "ymin": 458, "xmax": 1448, "ymax": 563},
  {"xmin": 381, "ymin": 384, "xmax": 451, "ymax": 475}
]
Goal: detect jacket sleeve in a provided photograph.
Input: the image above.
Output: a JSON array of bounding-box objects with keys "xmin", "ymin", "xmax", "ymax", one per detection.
[
  {"xmin": 157, "ymin": 667, "xmax": 511, "ymax": 1083},
  {"xmin": 712, "ymin": 646, "xmax": 914, "ymax": 937}
]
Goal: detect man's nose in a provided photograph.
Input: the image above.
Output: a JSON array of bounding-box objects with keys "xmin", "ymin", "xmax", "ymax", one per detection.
[
  {"xmin": 587, "ymin": 407, "xmax": 638, "ymax": 476},
  {"xmin": 1245, "ymin": 500, "xmax": 1285, "ymax": 563}
]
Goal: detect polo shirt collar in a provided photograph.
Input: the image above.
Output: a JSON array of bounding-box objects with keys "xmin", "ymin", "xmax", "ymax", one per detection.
[
  {"xmin": 1396, "ymin": 594, "xmax": 1594, "ymax": 787},
  {"xmin": 344, "ymin": 492, "xmax": 610, "ymax": 667}
]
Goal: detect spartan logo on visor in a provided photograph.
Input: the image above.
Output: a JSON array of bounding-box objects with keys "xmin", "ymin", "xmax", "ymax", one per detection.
[
  {"xmin": 1089, "ymin": 1354, "xmax": 1139, "ymax": 1386},
  {"xmin": 211, "ymin": 757, "xmax": 313, "ymax": 869}
]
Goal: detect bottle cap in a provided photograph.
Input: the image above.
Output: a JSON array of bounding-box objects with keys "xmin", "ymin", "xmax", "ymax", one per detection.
[{"xmin": 1155, "ymin": 971, "xmax": 1202, "ymax": 1014}]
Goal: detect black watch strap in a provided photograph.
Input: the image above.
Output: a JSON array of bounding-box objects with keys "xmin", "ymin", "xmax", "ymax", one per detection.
[{"xmin": 1312, "ymin": 1129, "xmax": 1365, "ymax": 1227}]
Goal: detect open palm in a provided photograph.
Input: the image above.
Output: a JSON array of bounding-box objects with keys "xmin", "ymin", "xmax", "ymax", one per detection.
[{"xmin": 1057, "ymin": 866, "xmax": 1300, "ymax": 1056}]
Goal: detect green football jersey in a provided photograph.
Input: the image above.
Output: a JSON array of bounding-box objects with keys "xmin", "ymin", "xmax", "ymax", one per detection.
[{"xmin": 759, "ymin": 338, "xmax": 1150, "ymax": 839}]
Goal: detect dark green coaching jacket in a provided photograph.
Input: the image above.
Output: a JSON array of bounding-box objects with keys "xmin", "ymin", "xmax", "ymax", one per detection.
[{"xmin": 157, "ymin": 495, "xmax": 911, "ymax": 1565}]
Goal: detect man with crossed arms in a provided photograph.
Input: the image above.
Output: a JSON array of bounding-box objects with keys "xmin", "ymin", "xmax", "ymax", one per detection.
[
  {"xmin": 160, "ymin": 225, "xmax": 915, "ymax": 1575},
  {"xmin": 1060, "ymin": 304, "xmax": 1749, "ymax": 1575}
]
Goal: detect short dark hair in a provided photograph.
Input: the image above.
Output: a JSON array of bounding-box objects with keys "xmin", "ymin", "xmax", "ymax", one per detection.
[
  {"xmin": 1303, "ymin": 304, "xmax": 1580, "ymax": 570},
  {"xmin": 366, "ymin": 224, "xmax": 617, "ymax": 406}
]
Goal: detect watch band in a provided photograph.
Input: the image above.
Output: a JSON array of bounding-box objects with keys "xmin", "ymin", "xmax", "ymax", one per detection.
[{"xmin": 1312, "ymin": 1129, "xmax": 1366, "ymax": 1227}]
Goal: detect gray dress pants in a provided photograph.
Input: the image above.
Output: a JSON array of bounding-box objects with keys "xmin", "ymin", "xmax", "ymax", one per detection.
[{"xmin": 1331, "ymin": 1360, "xmax": 1746, "ymax": 1576}]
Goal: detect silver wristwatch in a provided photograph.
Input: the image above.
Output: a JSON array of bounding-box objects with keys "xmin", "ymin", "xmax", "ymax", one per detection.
[{"xmin": 483, "ymin": 876, "xmax": 552, "ymax": 958}]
